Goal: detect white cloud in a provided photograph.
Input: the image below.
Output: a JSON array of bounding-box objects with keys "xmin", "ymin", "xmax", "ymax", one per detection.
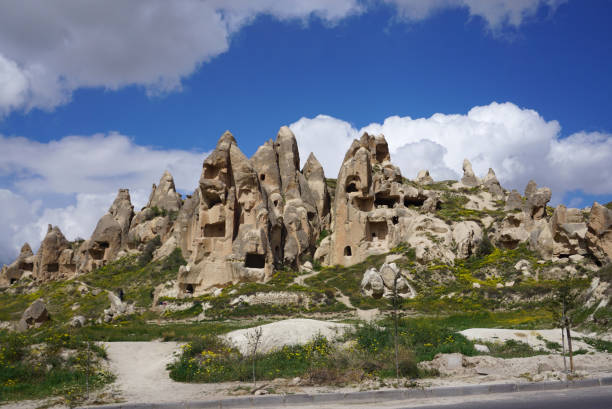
[
  {"xmin": 0, "ymin": 133, "xmax": 208, "ymax": 265},
  {"xmin": 0, "ymin": 0, "xmax": 362, "ymax": 115},
  {"xmin": 290, "ymin": 101, "xmax": 612, "ymax": 205},
  {"xmin": 0, "ymin": 0, "xmax": 565, "ymax": 116},
  {"xmin": 385, "ymin": 0, "xmax": 565, "ymax": 30},
  {"xmin": 0, "ymin": 133, "xmax": 207, "ymax": 196}
]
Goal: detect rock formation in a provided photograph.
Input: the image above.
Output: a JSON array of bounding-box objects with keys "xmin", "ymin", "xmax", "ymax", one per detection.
[
  {"xmin": 361, "ymin": 262, "xmax": 414, "ymax": 299},
  {"xmin": 416, "ymin": 170, "xmax": 434, "ymax": 185},
  {"xmin": 586, "ymin": 202, "xmax": 612, "ymax": 264},
  {"xmin": 482, "ymin": 168, "xmax": 504, "ymax": 198},
  {"xmin": 79, "ymin": 189, "xmax": 134, "ymax": 272},
  {"xmin": 2, "ymin": 123, "xmax": 611, "ymax": 297},
  {"xmin": 17, "ymin": 299, "xmax": 50, "ymax": 332},
  {"xmin": 461, "ymin": 159, "xmax": 480, "ymax": 187}
]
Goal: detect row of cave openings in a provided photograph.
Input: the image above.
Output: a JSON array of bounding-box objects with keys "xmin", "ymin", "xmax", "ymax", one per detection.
[{"xmin": 346, "ymin": 178, "xmax": 427, "ymax": 212}]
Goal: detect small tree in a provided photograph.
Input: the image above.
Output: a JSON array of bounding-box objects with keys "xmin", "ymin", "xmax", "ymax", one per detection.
[
  {"xmin": 549, "ymin": 275, "xmax": 579, "ymax": 373},
  {"xmin": 391, "ymin": 270, "xmax": 402, "ymax": 383},
  {"xmin": 246, "ymin": 326, "xmax": 263, "ymax": 388}
]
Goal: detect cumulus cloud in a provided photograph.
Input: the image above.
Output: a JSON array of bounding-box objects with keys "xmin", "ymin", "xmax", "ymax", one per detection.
[
  {"xmin": 0, "ymin": 0, "xmax": 362, "ymax": 115},
  {"xmin": 290, "ymin": 101, "xmax": 612, "ymax": 205},
  {"xmin": 0, "ymin": 133, "xmax": 208, "ymax": 265},
  {"xmin": 0, "ymin": 0, "xmax": 563, "ymax": 116},
  {"xmin": 385, "ymin": 0, "xmax": 565, "ymax": 30}
]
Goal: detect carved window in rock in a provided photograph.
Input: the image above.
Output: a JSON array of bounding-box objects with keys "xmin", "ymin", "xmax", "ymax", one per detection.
[
  {"xmin": 245, "ymin": 253, "xmax": 266, "ymax": 268},
  {"xmin": 203, "ymin": 221, "xmax": 225, "ymax": 238},
  {"xmin": 344, "ymin": 246, "xmax": 352, "ymax": 256},
  {"xmin": 367, "ymin": 221, "xmax": 388, "ymax": 241}
]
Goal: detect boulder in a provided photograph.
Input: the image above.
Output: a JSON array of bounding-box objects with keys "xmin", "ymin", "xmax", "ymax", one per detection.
[
  {"xmin": 360, "ymin": 268, "xmax": 385, "ymax": 298},
  {"xmin": 70, "ymin": 315, "xmax": 87, "ymax": 328},
  {"xmin": 18, "ymin": 299, "xmax": 50, "ymax": 331}
]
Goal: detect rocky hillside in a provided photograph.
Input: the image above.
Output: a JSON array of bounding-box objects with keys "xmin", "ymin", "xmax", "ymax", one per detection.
[{"xmin": 1, "ymin": 127, "xmax": 611, "ymax": 329}]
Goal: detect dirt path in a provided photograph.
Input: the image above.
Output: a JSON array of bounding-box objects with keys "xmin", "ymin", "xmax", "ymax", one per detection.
[
  {"xmin": 104, "ymin": 341, "xmax": 216, "ymax": 403},
  {"xmin": 293, "ymin": 269, "xmax": 320, "ymax": 286},
  {"xmin": 336, "ymin": 293, "xmax": 379, "ymax": 321}
]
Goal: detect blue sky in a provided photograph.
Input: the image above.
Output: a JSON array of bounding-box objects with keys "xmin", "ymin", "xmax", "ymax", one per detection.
[{"xmin": 0, "ymin": 0, "xmax": 611, "ymax": 263}]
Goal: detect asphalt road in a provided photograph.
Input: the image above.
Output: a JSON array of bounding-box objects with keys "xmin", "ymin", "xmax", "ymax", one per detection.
[{"xmin": 271, "ymin": 386, "xmax": 612, "ymax": 409}]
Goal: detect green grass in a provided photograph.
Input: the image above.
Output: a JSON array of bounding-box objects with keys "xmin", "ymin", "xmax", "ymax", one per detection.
[
  {"xmin": 168, "ymin": 315, "xmax": 480, "ymax": 384},
  {"xmin": 0, "ymin": 330, "xmax": 113, "ymax": 405},
  {"xmin": 484, "ymin": 339, "xmax": 548, "ymax": 359}
]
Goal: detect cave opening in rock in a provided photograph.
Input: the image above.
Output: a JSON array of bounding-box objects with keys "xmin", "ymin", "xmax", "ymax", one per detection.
[
  {"xmin": 203, "ymin": 193, "xmax": 222, "ymax": 209},
  {"xmin": 352, "ymin": 197, "xmax": 374, "ymax": 212},
  {"xmin": 18, "ymin": 262, "xmax": 33, "ymax": 271},
  {"xmin": 203, "ymin": 164, "xmax": 219, "ymax": 180},
  {"xmin": 245, "ymin": 253, "xmax": 266, "ymax": 268},
  {"xmin": 374, "ymin": 194, "xmax": 399, "ymax": 208},
  {"xmin": 203, "ymin": 221, "xmax": 225, "ymax": 238},
  {"xmin": 346, "ymin": 182, "xmax": 358, "ymax": 193},
  {"xmin": 10, "ymin": 278, "xmax": 17, "ymax": 284},
  {"xmin": 46, "ymin": 263, "xmax": 59, "ymax": 273},
  {"xmin": 90, "ymin": 241, "xmax": 109, "ymax": 260},
  {"xmin": 260, "ymin": 174, "xmax": 265, "ymax": 181},
  {"xmin": 344, "ymin": 246, "xmax": 352, "ymax": 256},
  {"xmin": 367, "ymin": 221, "xmax": 388, "ymax": 241},
  {"xmin": 403, "ymin": 196, "xmax": 425, "ymax": 207},
  {"xmin": 392, "ymin": 216, "xmax": 399, "ymax": 225},
  {"xmin": 185, "ymin": 284, "xmax": 194, "ymax": 294},
  {"xmin": 375, "ymin": 146, "xmax": 388, "ymax": 163}
]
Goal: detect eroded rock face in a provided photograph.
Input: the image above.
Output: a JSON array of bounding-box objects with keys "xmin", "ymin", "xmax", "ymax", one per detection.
[
  {"xmin": 251, "ymin": 127, "xmax": 325, "ymax": 268},
  {"xmin": 524, "ymin": 180, "xmax": 552, "ymax": 220},
  {"xmin": 179, "ymin": 130, "xmax": 273, "ymax": 294},
  {"xmin": 37, "ymin": 225, "xmax": 72, "ymax": 281},
  {"xmin": 148, "ymin": 170, "xmax": 182, "ymax": 212},
  {"xmin": 302, "ymin": 153, "xmax": 331, "ymax": 226},
  {"xmin": 178, "ymin": 128, "xmax": 326, "ymax": 294},
  {"xmin": 461, "ymin": 159, "xmax": 480, "ymax": 187},
  {"xmin": 0, "ymin": 243, "xmax": 36, "ymax": 287},
  {"xmin": 550, "ymin": 205, "xmax": 587, "ymax": 259},
  {"xmin": 586, "ymin": 202, "xmax": 612, "ymax": 264},
  {"xmin": 416, "ymin": 170, "xmax": 434, "ymax": 185},
  {"xmin": 453, "ymin": 221, "xmax": 483, "ymax": 259},
  {"xmin": 483, "ymin": 168, "xmax": 504, "ymax": 198},
  {"xmin": 128, "ymin": 171, "xmax": 183, "ymax": 252},
  {"xmin": 505, "ymin": 190, "xmax": 523, "ymax": 211},
  {"xmin": 77, "ymin": 189, "xmax": 134, "ymax": 272}
]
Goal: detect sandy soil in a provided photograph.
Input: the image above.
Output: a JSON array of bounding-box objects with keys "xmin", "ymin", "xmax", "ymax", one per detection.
[
  {"xmin": 459, "ymin": 328, "xmax": 594, "ymax": 352},
  {"xmin": 223, "ymin": 318, "xmax": 352, "ymax": 355},
  {"xmin": 103, "ymin": 341, "xmax": 217, "ymax": 404}
]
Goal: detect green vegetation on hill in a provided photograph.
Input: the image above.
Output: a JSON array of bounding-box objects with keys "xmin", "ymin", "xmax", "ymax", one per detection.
[{"xmin": 0, "ymin": 330, "xmax": 113, "ymax": 405}]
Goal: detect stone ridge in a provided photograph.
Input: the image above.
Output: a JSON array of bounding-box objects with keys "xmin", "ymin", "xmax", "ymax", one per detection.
[{"xmin": 2, "ymin": 128, "xmax": 612, "ymax": 292}]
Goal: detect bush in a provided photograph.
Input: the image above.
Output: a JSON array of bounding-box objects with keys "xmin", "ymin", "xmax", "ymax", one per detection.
[
  {"xmin": 138, "ymin": 235, "xmax": 162, "ymax": 266},
  {"xmin": 475, "ymin": 233, "xmax": 494, "ymax": 258}
]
